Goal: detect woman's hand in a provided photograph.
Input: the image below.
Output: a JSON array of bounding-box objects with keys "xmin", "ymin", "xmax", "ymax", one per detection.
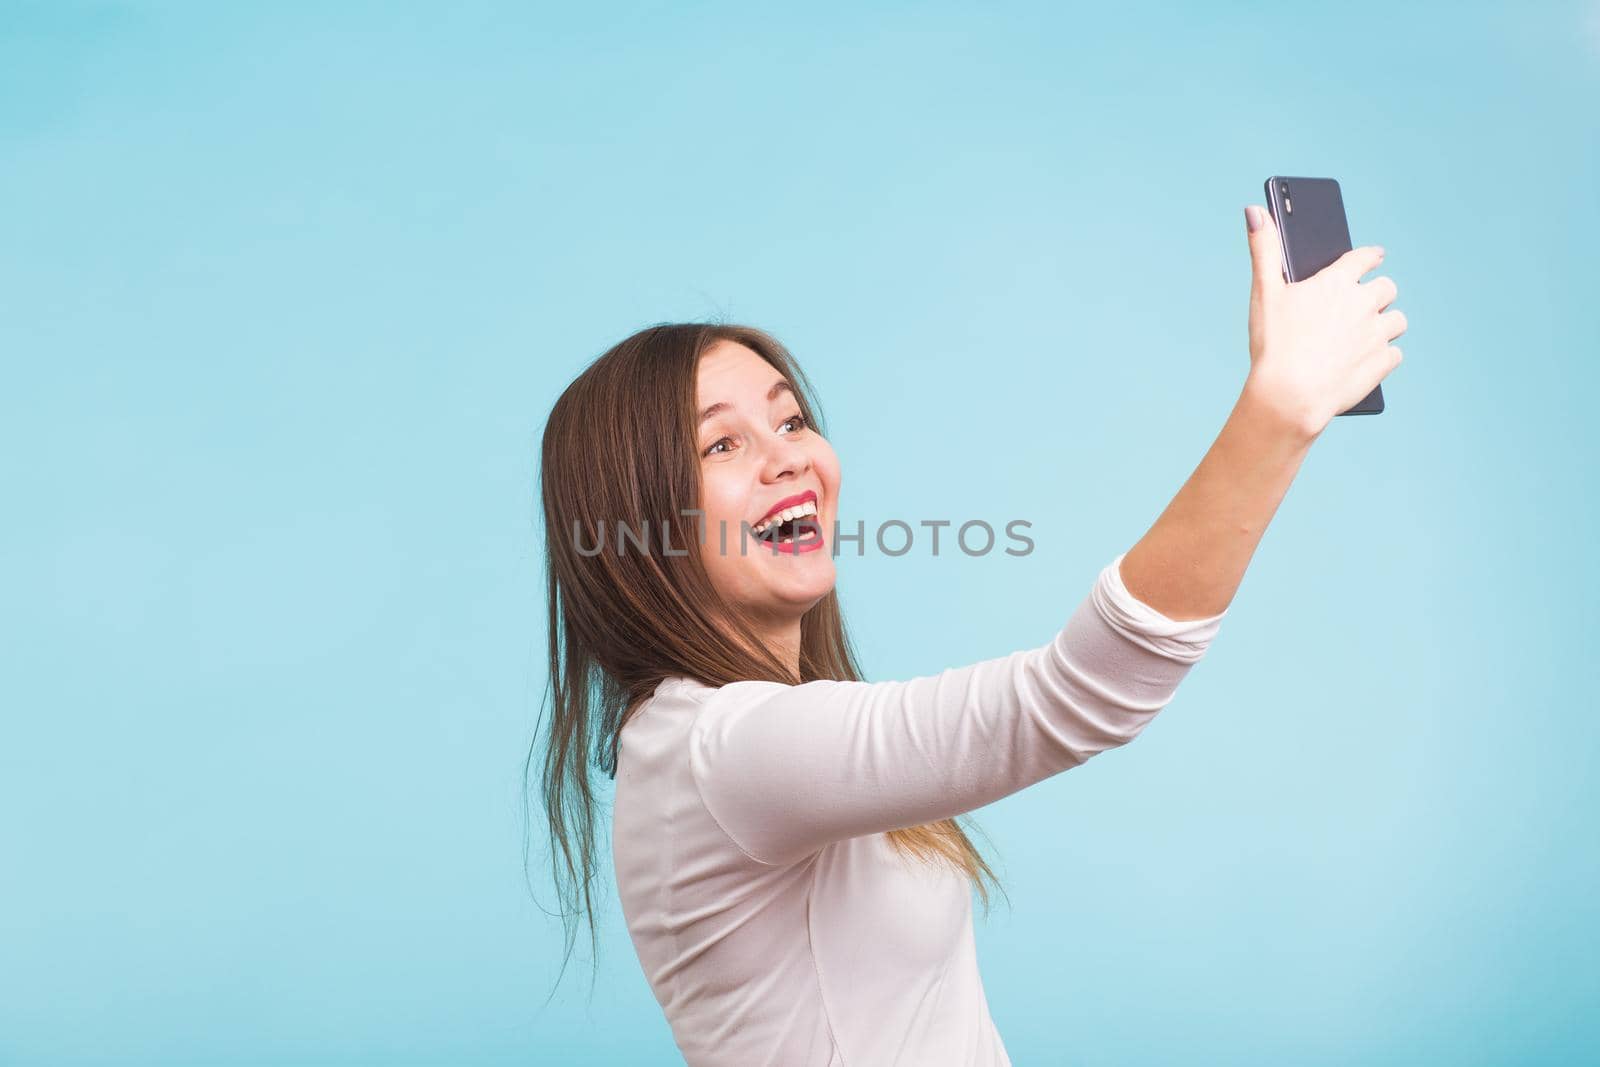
[{"xmin": 1240, "ymin": 204, "xmax": 1407, "ymax": 440}]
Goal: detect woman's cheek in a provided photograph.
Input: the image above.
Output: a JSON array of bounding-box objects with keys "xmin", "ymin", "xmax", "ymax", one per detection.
[
  {"xmin": 699, "ymin": 530, "xmax": 760, "ymax": 610},
  {"xmin": 813, "ymin": 441, "xmax": 842, "ymax": 510},
  {"xmin": 695, "ymin": 475, "xmax": 745, "ymax": 578}
]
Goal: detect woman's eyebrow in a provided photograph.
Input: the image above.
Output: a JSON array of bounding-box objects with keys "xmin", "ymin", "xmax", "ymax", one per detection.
[{"xmin": 697, "ymin": 379, "xmax": 793, "ymax": 425}]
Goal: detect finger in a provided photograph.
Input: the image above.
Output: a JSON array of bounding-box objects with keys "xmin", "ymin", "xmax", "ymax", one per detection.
[
  {"xmin": 1363, "ymin": 275, "xmax": 1398, "ymax": 311},
  {"xmin": 1245, "ymin": 205, "xmax": 1285, "ymax": 293},
  {"xmin": 1361, "ymin": 343, "xmax": 1403, "ymax": 387},
  {"xmin": 1331, "ymin": 244, "xmax": 1386, "ymax": 282},
  {"xmin": 1378, "ymin": 308, "xmax": 1408, "ymax": 342}
]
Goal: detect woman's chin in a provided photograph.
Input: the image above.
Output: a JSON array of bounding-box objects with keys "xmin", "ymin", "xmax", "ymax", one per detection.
[{"xmin": 762, "ymin": 553, "xmax": 836, "ymax": 604}]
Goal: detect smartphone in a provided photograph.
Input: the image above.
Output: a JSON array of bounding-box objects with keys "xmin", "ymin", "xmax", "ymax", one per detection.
[{"xmin": 1263, "ymin": 176, "xmax": 1384, "ymax": 416}]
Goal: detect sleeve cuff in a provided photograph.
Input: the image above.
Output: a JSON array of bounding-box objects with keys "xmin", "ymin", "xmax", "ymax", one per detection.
[{"xmin": 1090, "ymin": 551, "xmax": 1229, "ymax": 664}]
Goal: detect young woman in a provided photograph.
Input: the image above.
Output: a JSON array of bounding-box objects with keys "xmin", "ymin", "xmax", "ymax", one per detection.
[{"xmin": 532, "ymin": 205, "xmax": 1405, "ymax": 1065}]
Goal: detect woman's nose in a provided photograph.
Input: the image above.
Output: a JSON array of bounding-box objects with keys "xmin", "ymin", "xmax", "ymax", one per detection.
[{"xmin": 760, "ymin": 434, "xmax": 810, "ymax": 481}]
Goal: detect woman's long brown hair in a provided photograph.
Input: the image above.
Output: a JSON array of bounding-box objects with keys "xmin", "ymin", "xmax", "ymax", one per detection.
[{"xmin": 526, "ymin": 322, "xmax": 1006, "ymax": 1000}]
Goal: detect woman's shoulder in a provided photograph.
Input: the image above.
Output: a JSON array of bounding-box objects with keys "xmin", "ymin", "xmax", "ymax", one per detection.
[
  {"xmin": 622, "ymin": 674, "xmax": 759, "ymax": 732},
  {"xmin": 616, "ymin": 676, "xmax": 795, "ymax": 792},
  {"xmin": 632, "ymin": 674, "xmax": 814, "ymax": 741}
]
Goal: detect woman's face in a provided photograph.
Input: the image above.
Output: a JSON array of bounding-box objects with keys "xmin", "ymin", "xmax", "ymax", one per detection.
[{"xmin": 694, "ymin": 340, "xmax": 840, "ymax": 632}]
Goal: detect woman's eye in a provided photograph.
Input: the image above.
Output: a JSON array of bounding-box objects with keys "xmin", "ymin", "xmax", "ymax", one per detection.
[{"xmin": 703, "ymin": 415, "xmax": 805, "ymax": 458}]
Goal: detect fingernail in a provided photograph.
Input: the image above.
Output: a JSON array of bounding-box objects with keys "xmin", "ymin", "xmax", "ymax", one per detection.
[{"xmin": 1244, "ymin": 206, "xmax": 1263, "ymax": 233}]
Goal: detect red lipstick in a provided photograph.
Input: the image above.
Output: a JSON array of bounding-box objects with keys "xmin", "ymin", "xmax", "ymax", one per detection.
[
  {"xmin": 752, "ymin": 489, "xmax": 825, "ymax": 555},
  {"xmin": 754, "ymin": 489, "xmax": 818, "ymax": 527}
]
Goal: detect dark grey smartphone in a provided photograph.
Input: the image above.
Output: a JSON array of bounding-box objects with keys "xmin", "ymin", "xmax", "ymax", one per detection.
[{"xmin": 1263, "ymin": 176, "xmax": 1384, "ymax": 415}]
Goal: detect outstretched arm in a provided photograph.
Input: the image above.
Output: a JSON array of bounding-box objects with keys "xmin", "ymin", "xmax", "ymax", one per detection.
[
  {"xmin": 1120, "ymin": 202, "xmax": 1407, "ymax": 621},
  {"xmin": 690, "ymin": 556, "xmax": 1226, "ymax": 867}
]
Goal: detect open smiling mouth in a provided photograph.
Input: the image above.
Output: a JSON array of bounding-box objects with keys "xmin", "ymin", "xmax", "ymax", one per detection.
[{"xmin": 751, "ymin": 496, "xmax": 827, "ymax": 555}]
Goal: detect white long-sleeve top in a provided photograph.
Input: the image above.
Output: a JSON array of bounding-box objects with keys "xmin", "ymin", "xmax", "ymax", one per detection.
[{"xmin": 612, "ymin": 553, "xmax": 1229, "ymax": 1066}]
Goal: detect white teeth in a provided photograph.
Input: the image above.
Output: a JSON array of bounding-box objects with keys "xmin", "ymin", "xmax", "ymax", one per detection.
[{"xmin": 753, "ymin": 498, "xmax": 818, "ymax": 536}]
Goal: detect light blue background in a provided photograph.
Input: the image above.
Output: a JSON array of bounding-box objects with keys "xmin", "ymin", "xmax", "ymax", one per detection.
[{"xmin": 3, "ymin": 1, "xmax": 1596, "ymax": 1064}]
